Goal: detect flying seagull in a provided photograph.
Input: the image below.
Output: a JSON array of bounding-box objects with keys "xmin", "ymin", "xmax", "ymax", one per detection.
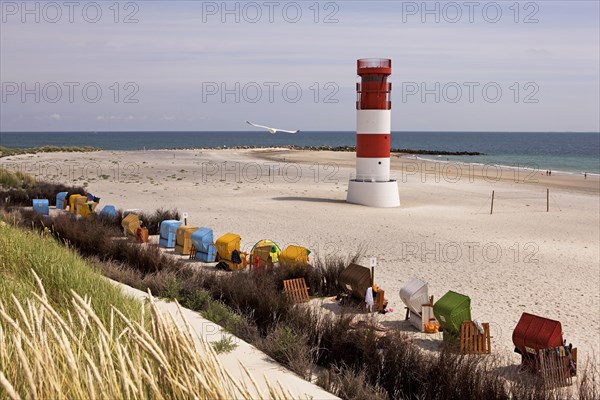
[{"xmin": 246, "ymin": 121, "xmax": 300, "ymax": 134}]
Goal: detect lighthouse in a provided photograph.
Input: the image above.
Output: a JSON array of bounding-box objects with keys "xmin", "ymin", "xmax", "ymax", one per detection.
[{"xmin": 346, "ymin": 58, "xmax": 400, "ymax": 207}]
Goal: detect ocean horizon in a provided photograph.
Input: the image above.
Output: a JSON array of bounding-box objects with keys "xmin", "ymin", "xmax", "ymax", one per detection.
[{"xmin": 2, "ymin": 131, "xmax": 599, "ymax": 175}]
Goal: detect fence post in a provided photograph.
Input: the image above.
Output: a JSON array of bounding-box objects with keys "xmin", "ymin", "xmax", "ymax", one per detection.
[
  {"xmin": 547, "ymin": 188, "xmax": 549, "ymax": 212},
  {"xmin": 490, "ymin": 190, "xmax": 495, "ymax": 215}
]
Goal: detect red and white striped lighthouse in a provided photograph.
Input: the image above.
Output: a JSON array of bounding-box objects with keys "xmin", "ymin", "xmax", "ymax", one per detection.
[{"xmin": 347, "ymin": 58, "xmax": 400, "ymax": 207}]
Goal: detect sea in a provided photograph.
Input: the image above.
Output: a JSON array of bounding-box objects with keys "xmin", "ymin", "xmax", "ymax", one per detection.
[{"xmin": 1, "ymin": 131, "xmax": 599, "ymax": 175}]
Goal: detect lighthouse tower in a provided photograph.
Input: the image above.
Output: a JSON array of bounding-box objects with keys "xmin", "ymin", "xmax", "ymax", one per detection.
[{"xmin": 346, "ymin": 58, "xmax": 400, "ymax": 207}]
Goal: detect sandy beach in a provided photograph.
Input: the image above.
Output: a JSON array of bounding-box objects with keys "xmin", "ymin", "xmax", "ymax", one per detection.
[{"xmin": 3, "ymin": 148, "xmax": 599, "ymax": 371}]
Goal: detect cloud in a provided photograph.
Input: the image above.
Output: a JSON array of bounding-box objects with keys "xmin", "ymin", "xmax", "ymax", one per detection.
[
  {"xmin": 526, "ymin": 48, "xmax": 553, "ymax": 56},
  {"xmin": 96, "ymin": 115, "xmax": 145, "ymax": 121}
]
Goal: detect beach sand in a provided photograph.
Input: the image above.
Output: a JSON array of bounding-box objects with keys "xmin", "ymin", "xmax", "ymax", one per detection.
[{"xmin": 4, "ymin": 148, "xmax": 599, "ymax": 372}]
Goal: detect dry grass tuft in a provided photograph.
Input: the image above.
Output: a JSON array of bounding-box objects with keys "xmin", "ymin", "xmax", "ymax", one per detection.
[{"xmin": 0, "ymin": 271, "xmax": 293, "ymax": 400}]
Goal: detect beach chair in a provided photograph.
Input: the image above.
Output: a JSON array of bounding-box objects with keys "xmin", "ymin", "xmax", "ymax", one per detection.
[
  {"xmin": 252, "ymin": 245, "xmax": 273, "ymax": 269},
  {"xmin": 279, "ymin": 245, "xmax": 311, "ymax": 266},
  {"xmin": 434, "ymin": 291, "xmax": 472, "ymax": 342},
  {"xmin": 250, "ymin": 239, "xmax": 281, "ymax": 266},
  {"xmin": 56, "ymin": 192, "xmax": 68, "ymax": 209},
  {"xmin": 538, "ymin": 347, "xmax": 577, "ymax": 387},
  {"xmin": 460, "ymin": 321, "xmax": 492, "ymax": 354},
  {"xmin": 512, "ymin": 312, "xmax": 576, "ymax": 386},
  {"xmin": 283, "ymin": 278, "xmax": 310, "ymax": 303},
  {"xmin": 32, "ymin": 199, "xmax": 49, "ymax": 216},
  {"xmin": 399, "ymin": 278, "xmax": 431, "ymax": 330},
  {"xmin": 136, "ymin": 227, "xmax": 149, "ymax": 243},
  {"xmin": 78, "ymin": 201, "xmax": 98, "ymax": 218},
  {"xmin": 174, "ymin": 226, "xmax": 198, "ymax": 255},
  {"xmin": 215, "ymin": 233, "xmax": 241, "ymax": 261},
  {"xmin": 121, "ymin": 213, "xmax": 141, "ymax": 238},
  {"xmin": 69, "ymin": 194, "xmax": 87, "ymax": 213},
  {"xmin": 159, "ymin": 220, "xmax": 182, "ymax": 248}
]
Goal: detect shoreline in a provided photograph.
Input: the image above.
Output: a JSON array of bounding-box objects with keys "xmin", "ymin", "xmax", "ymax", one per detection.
[
  {"xmin": 250, "ymin": 148, "xmax": 600, "ymax": 195},
  {"xmin": 3, "ymin": 144, "xmax": 598, "ymax": 176},
  {"xmin": 414, "ymin": 155, "xmax": 600, "ymax": 178}
]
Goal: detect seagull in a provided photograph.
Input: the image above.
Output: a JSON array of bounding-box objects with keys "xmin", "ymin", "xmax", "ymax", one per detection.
[{"xmin": 246, "ymin": 121, "xmax": 300, "ymax": 134}]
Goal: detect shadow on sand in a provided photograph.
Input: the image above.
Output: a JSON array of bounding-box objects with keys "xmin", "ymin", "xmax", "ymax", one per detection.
[{"xmin": 272, "ymin": 196, "xmax": 347, "ymax": 204}]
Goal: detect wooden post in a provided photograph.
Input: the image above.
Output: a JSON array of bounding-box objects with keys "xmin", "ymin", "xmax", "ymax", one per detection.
[
  {"xmin": 547, "ymin": 188, "xmax": 549, "ymax": 212},
  {"xmin": 490, "ymin": 190, "xmax": 495, "ymax": 215},
  {"xmin": 370, "ymin": 257, "xmax": 376, "ymax": 287}
]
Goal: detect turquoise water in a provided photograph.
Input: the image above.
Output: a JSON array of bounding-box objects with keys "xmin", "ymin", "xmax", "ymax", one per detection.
[
  {"xmin": 435, "ymin": 154, "xmax": 600, "ymax": 176},
  {"xmin": 1, "ymin": 131, "xmax": 598, "ymax": 174}
]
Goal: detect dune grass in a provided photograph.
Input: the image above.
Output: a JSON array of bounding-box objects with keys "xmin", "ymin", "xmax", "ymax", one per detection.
[
  {"xmin": 0, "ymin": 167, "xmax": 36, "ymax": 189},
  {"xmin": 0, "ymin": 222, "xmax": 140, "ymax": 325},
  {"xmin": 0, "ymin": 275, "xmax": 290, "ymax": 399},
  {"xmin": 0, "ymin": 145, "xmax": 100, "ymax": 158}
]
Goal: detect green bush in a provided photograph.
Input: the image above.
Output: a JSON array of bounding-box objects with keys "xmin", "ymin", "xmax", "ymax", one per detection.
[{"xmin": 212, "ymin": 336, "xmax": 238, "ymax": 354}]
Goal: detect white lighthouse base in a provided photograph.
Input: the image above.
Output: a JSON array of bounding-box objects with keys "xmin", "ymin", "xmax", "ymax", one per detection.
[{"xmin": 346, "ymin": 180, "xmax": 400, "ymax": 207}]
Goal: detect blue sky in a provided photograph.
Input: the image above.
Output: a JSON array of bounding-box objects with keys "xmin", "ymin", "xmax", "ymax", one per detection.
[{"xmin": 1, "ymin": 0, "xmax": 598, "ymax": 132}]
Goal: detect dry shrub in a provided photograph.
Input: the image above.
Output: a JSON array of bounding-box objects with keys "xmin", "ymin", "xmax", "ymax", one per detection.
[
  {"xmin": 139, "ymin": 208, "xmax": 180, "ymax": 235},
  {"xmin": 577, "ymin": 360, "xmax": 600, "ymax": 400},
  {"xmin": 320, "ymin": 366, "xmax": 389, "ymax": 400},
  {"xmin": 0, "ymin": 181, "xmax": 86, "ymax": 207}
]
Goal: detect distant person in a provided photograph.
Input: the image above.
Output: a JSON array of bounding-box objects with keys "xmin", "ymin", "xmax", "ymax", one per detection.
[{"xmin": 584, "ymin": 172, "xmax": 587, "ymax": 179}]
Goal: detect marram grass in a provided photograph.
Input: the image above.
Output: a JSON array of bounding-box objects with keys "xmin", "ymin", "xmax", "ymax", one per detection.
[
  {"xmin": 0, "ymin": 168, "xmax": 35, "ymax": 189},
  {"xmin": 0, "ymin": 272, "xmax": 293, "ymax": 399}
]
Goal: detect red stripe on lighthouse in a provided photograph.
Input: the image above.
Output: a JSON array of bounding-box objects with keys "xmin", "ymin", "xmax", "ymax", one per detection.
[{"xmin": 356, "ymin": 134, "xmax": 390, "ymax": 158}]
